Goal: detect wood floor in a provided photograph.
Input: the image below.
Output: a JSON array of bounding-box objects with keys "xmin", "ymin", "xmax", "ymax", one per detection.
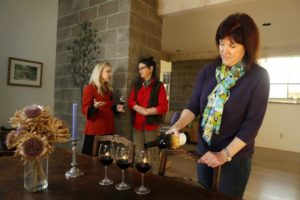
[{"xmin": 166, "ymin": 145, "xmax": 300, "ymax": 200}]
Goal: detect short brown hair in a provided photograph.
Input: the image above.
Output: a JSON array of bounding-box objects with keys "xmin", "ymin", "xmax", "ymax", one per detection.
[{"xmin": 215, "ymin": 13, "xmax": 259, "ymax": 71}]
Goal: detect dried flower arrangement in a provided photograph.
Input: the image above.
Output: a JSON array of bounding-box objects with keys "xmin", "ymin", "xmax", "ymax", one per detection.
[
  {"xmin": 6, "ymin": 104, "xmax": 70, "ymax": 160},
  {"xmin": 5, "ymin": 104, "xmax": 70, "ymax": 192}
]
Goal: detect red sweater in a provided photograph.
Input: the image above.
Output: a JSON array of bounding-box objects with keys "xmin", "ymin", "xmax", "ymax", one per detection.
[
  {"xmin": 128, "ymin": 80, "xmax": 168, "ymax": 131},
  {"xmin": 82, "ymin": 84, "xmax": 115, "ymax": 135}
]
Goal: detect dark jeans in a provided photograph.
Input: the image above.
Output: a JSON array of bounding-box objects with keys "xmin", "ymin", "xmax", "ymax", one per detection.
[{"xmin": 197, "ymin": 157, "xmax": 252, "ymax": 198}]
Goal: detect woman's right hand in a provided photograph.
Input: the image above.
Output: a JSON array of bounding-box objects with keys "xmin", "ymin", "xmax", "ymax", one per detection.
[
  {"xmin": 133, "ymin": 105, "xmax": 147, "ymax": 116},
  {"xmin": 165, "ymin": 124, "xmax": 180, "ymax": 135},
  {"xmin": 94, "ymin": 99, "xmax": 106, "ymax": 108}
]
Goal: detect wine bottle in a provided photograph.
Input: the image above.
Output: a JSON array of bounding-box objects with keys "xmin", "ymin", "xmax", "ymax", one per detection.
[{"xmin": 144, "ymin": 133, "xmax": 187, "ymax": 150}]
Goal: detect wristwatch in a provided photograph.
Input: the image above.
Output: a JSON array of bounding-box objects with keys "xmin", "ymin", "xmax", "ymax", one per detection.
[{"xmin": 224, "ymin": 148, "xmax": 232, "ymax": 162}]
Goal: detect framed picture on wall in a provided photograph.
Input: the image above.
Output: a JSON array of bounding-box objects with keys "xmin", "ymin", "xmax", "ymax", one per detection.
[{"xmin": 7, "ymin": 57, "xmax": 43, "ymax": 87}]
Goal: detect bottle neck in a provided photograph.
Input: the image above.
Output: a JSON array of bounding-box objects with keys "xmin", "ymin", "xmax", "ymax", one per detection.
[
  {"xmin": 144, "ymin": 133, "xmax": 186, "ymax": 149},
  {"xmin": 144, "ymin": 140, "xmax": 159, "ymax": 148}
]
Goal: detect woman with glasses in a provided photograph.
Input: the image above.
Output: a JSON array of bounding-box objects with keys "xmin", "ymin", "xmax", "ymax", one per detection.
[{"xmin": 128, "ymin": 57, "xmax": 168, "ymax": 174}]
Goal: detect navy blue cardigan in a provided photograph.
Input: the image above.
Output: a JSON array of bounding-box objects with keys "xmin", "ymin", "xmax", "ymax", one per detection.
[{"xmin": 187, "ymin": 62, "xmax": 270, "ymax": 159}]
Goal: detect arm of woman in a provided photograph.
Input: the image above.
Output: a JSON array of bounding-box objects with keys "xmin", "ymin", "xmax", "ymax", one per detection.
[
  {"xmin": 166, "ymin": 109, "xmax": 196, "ymax": 134},
  {"xmin": 198, "ymin": 137, "xmax": 246, "ymax": 168},
  {"xmin": 167, "ymin": 67, "xmax": 208, "ymax": 134},
  {"xmin": 82, "ymin": 85, "xmax": 98, "ymax": 119},
  {"xmin": 127, "ymin": 87, "xmax": 147, "ymax": 115}
]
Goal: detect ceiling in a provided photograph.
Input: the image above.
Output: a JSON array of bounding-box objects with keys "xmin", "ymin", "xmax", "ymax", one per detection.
[{"xmin": 161, "ymin": 0, "xmax": 300, "ymax": 58}]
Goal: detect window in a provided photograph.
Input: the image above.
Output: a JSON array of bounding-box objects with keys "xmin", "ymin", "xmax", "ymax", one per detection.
[{"xmin": 258, "ymin": 56, "xmax": 300, "ymax": 102}]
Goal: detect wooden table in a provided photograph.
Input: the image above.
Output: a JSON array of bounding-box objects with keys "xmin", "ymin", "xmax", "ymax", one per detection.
[{"xmin": 0, "ymin": 149, "xmax": 240, "ymax": 200}]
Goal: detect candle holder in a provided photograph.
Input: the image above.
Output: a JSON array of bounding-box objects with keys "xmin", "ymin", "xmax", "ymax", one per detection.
[{"xmin": 65, "ymin": 138, "xmax": 84, "ymax": 179}]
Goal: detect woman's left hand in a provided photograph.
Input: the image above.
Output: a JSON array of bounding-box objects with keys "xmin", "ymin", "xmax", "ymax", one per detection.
[
  {"xmin": 116, "ymin": 104, "xmax": 125, "ymax": 113},
  {"xmin": 197, "ymin": 150, "xmax": 227, "ymax": 168},
  {"xmin": 145, "ymin": 107, "xmax": 157, "ymax": 115}
]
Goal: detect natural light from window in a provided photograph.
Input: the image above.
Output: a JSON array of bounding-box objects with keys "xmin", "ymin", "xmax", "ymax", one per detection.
[{"xmin": 258, "ymin": 56, "xmax": 300, "ymax": 102}]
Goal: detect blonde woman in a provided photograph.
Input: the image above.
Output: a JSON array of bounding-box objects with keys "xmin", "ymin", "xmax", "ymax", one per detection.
[{"xmin": 81, "ymin": 62, "xmax": 124, "ymax": 155}]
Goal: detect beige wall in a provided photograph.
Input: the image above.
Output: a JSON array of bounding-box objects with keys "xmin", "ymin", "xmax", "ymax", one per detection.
[
  {"xmin": 256, "ymin": 103, "xmax": 300, "ymax": 153},
  {"xmin": 0, "ymin": 0, "xmax": 58, "ymax": 127}
]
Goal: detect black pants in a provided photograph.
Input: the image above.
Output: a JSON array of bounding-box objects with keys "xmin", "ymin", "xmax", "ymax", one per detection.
[
  {"xmin": 82, "ymin": 135, "xmax": 95, "ymax": 156},
  {"xmin": 82, "ymin": 135, "xmax": 112, "ymax": 156}
]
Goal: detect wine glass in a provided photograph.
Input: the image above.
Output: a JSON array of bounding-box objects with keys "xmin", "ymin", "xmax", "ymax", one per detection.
[
  {"xmin": 119, "ymin": 96, "xmax": 125, "ymax": 105},
  {"xmin": 115, "ymin": 145, "xmax": 132, "ymax": 190},
  {"xmin": 98, "ymin": 142, "xmax": 114, "ymax": 185},
  {"xmin": 135, "ymin": 149, "xmax": 151, "ymax": 194}
]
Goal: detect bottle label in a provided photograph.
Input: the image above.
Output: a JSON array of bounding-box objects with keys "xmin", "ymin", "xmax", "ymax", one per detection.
[{"xmin": 170, "ymin": 133, "xmax": 186, "ymax": 149}]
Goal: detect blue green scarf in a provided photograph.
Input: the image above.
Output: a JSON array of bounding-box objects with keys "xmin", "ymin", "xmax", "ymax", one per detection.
[{"xmin": 201, "ymin": 62, "xmax": 245, "ymax": 145}]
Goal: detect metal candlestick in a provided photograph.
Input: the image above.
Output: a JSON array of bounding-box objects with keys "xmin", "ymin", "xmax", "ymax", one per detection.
[{"xmin": 65, "ymin": 138, "xmax": 84, "ymax": 179}]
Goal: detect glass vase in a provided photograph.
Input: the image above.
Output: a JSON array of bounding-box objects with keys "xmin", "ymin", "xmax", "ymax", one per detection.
[{"xmin": 24, "ymin": 157, "xmax": 48, "ymax": 192}]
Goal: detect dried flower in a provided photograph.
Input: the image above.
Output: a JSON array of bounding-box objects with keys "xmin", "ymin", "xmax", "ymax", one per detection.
[
  {"xmin": 15, "ymin": 127, "xmax": 24, "ymax": 134},
  {"xmin": 5, "ymin": 132, "xmax": 17, "ymax": 149},
  {"xmin": 5, "ymin": 104, "xmax": 70, "ymax": 162},
  {"xmin": 24, "ymin": 105, "xmax": 42, "ymax": 118},
  {"xmin": 19, "ymin": 135, "xmax": 48, "ymax": 159}
]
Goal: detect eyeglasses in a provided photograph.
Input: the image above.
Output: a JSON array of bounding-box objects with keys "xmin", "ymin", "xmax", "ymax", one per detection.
[{"xmin": 138, "ymin": 66, "xmax": 148, "ymax": 71}]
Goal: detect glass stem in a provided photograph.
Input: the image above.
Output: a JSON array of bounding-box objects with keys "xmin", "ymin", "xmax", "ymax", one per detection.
[
  {"xmin": 141, "ymin": 173, "xmax": 144, "ymax": 187},
  {"xmin": 121, "ymin": 170, "xmax": 125, "ymax": 183},
  {"xmin": 104, "ymin": 166, "xmax": 108, "ymax": 179}
]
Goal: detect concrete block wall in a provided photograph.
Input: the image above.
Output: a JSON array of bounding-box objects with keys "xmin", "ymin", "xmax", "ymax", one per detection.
[
  {"xmin": 169, "ymin": 59, "xmax": 212, "ymax": 111},
  {"xmin": 55, "ymin": 0, "xmax": 162, "ymax": 145},
  {"xmin": 128, "ymin": 0, "xmax": 162, "ymax": 80}
]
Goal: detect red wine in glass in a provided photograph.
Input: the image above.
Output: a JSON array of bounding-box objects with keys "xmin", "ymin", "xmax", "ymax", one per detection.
[
  {"xmin": 135, "ymin": 163, "xmax": 151, "ymax": 173},
  {"xmin": 116, "ymin": 159, "xmax": 131, "ymax": 170},
  {"xmin": 100, "ymin": 156, "xmax": 114, "ymax": 166}
]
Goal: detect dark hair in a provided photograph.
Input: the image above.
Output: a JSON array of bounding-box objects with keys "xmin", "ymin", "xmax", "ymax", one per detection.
[
  {"xmin": 215, "ymin": 13, "xmax": 259, "ymax": 71},
  {"xmin": 138, "ymin": 56, "xmax": 157, "ymax": 78}
]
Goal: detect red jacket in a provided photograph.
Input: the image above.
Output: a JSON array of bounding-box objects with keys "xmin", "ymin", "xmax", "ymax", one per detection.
[
  {"xmin": 82, "ymin": 84, "xmax": 115, "ymax": 135},
  {"xmin": 128, "ymin": 79, "xmax": 168, "ymax": 131}
]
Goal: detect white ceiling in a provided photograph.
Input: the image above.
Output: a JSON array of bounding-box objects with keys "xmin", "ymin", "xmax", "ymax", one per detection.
[{"xmin": 161, "ymin": 0, "xmax": 300, "ymax": 57}]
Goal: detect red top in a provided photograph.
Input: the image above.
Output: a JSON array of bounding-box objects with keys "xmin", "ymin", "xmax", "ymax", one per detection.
[
  {"xmin": 128, "ymin": 80, "xmax": 168, "ymax": 131},
  {"xmin": 82, "ymin": 84, "xmax": 115, "ymax": 135}
]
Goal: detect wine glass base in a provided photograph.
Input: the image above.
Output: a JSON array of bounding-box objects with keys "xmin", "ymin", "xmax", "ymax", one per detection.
[
  {"xmin": 99, "ymin": 178, "xmax": 113, "ymax": 186},
  {"xmin": 115, "ymin": 182, "xmax": 131, "ymax": 190},
  {"xmin": 135, "ymin": 186, "xmax": 150, "ymax": 194}
]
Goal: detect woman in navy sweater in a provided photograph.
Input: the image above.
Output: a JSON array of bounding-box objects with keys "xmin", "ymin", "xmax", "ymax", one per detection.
[{"xmin": 167, "ymin": 13, "xmax": 270, "ymax": 198}]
